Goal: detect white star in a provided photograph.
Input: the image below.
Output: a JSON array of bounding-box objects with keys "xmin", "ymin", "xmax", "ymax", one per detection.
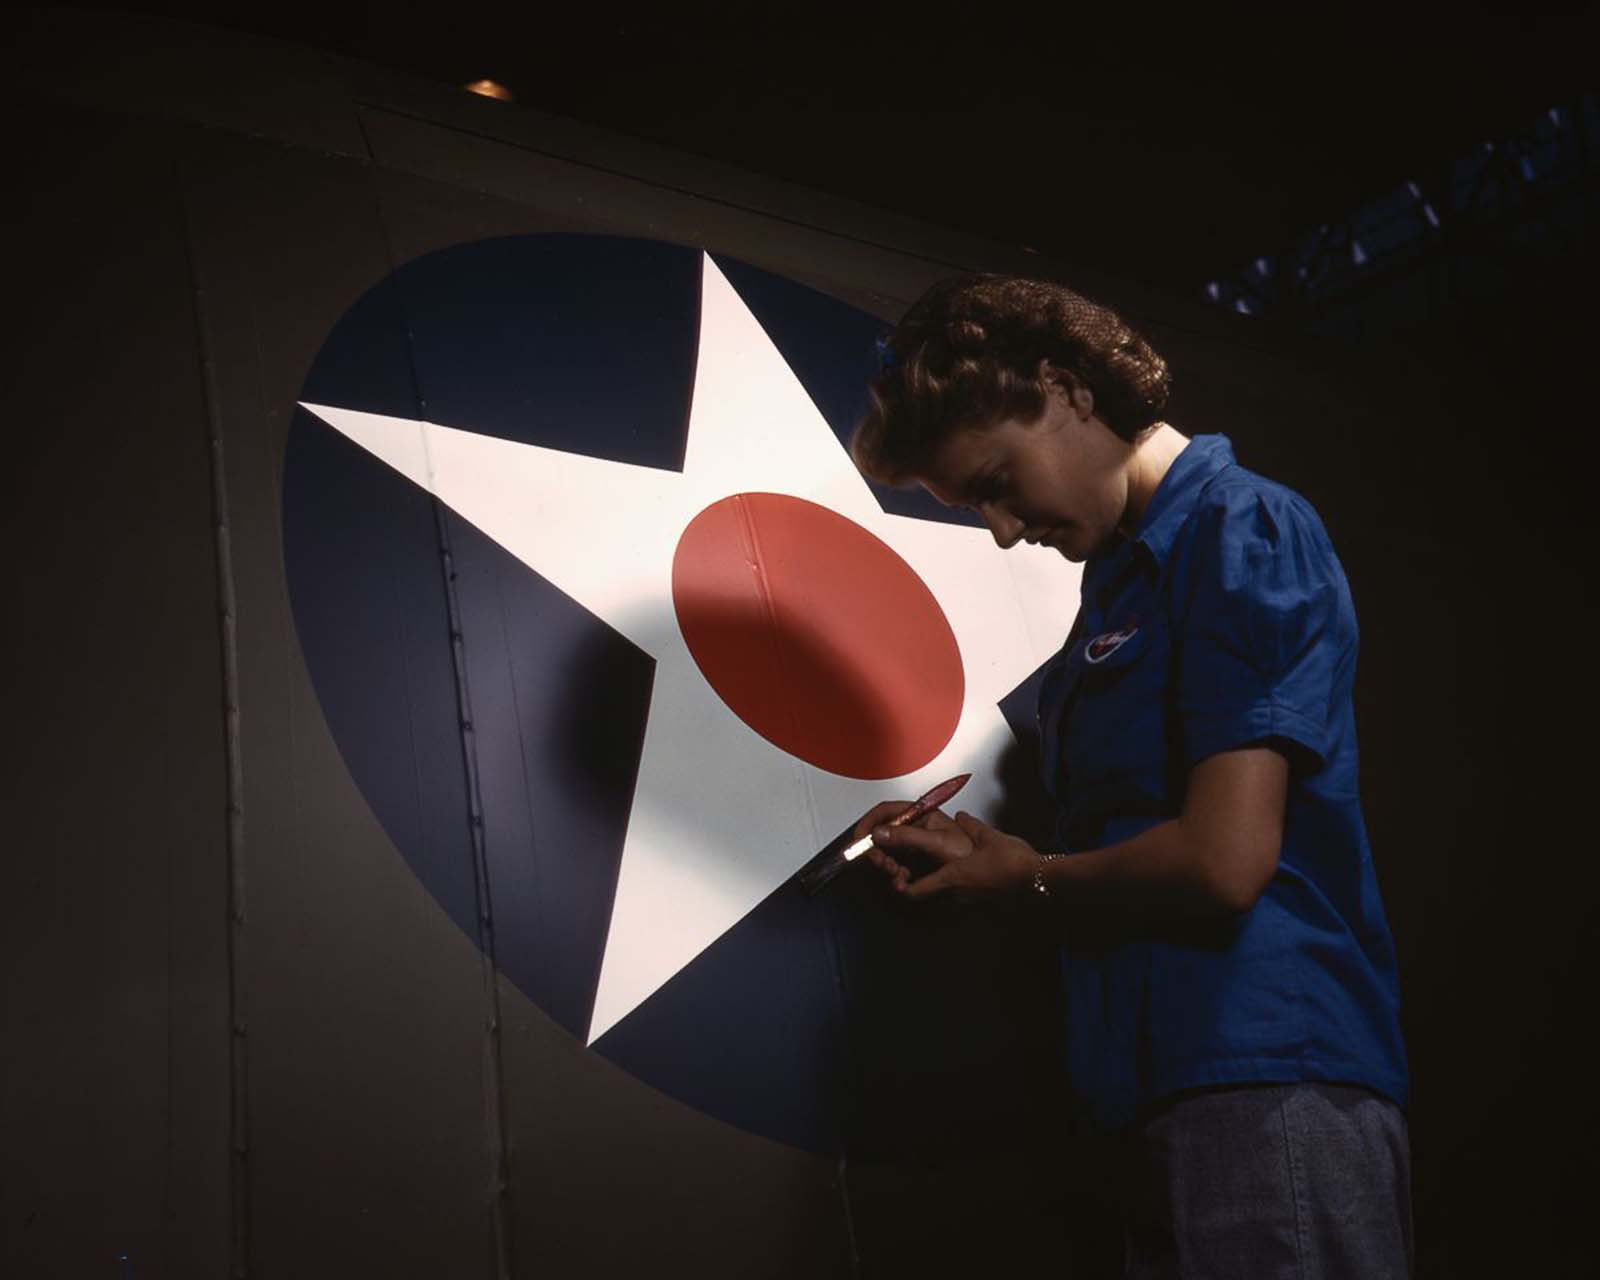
[{"xmin": 300, "ymin": 254, "xmax": 1081, "ymax": 1043}]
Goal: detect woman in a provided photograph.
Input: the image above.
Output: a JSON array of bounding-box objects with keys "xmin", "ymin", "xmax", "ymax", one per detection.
[{"xmin": 849, "ymin": 274, "xmax": 1413, "ymax": 1277}]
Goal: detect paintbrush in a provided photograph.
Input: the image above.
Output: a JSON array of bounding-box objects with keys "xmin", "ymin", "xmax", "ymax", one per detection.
[{"xmin": 797, "ymin": 773, "xmax": 971, "ymax": 895}]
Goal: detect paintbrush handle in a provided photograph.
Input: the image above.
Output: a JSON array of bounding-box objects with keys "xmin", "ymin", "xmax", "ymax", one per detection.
[
  {"xmin": 842, "ymin": 772, "xmax": 970, "ymax": 861},
  {"xmin": 799, "ymin": 773, "xmax": 972, "ymax": 894},
  {"xmin": 893, "ymin": 771, "xmax": 971, "ymax": 825}
]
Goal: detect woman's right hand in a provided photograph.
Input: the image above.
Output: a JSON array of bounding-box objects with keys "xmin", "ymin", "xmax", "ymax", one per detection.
[{"xmin": 850, "ymin": 801, "xmax": 959, "ymax": 894}]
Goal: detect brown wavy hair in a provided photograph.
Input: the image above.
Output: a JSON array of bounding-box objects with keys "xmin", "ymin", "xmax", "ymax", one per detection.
[{"xmin": 851, "ymin": 274, "xmax": 1172, "ymax": 484}]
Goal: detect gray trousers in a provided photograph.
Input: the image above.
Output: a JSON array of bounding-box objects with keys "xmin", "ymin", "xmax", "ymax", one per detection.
[{"xmin": 1110, "ymin": 1082, "xmax": 1414, "ymax": 1279}]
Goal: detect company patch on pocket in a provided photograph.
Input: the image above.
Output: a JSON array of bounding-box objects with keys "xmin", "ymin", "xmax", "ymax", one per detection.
[{"xmin": 1084, "ymin": 623, "xmax": 1140, "ymax": 664}]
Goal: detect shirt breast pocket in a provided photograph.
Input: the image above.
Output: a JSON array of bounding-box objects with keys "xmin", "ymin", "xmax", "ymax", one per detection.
[{"xmin": 1061, "ymin": 618, "xmax": 1174, "ymax": 787}]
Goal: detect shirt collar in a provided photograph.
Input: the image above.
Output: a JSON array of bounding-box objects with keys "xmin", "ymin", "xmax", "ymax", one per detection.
[
  {"xmin": 1084, "ymin": 433, "xmax": 1237, "ymax": 594},
  {"xmin": 1131, "ymin": 433, "xmax": 1236, "ymax": 568}
]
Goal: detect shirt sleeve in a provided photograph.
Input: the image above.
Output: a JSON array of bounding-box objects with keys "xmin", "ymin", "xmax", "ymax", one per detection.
[{"xmin": 1175, "ymin": 484, "xmax": 1354, "ymax": 774}]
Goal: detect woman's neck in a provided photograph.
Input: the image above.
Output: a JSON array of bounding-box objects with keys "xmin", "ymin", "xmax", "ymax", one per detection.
[{"xmin": 1117, "ymin": 423, "xmax": 1190, "ymax": 538}]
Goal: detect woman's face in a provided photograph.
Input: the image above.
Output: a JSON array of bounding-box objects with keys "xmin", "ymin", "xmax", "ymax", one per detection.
[{"xmin": 915, "ymin": 378, "xmax": 1138, "ymax": 563}]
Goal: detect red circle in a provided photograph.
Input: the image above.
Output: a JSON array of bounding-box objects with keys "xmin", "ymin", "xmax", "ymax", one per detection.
[{"xmin": 671, "ymin": 493, "xmax": 964, "ymax": 780}]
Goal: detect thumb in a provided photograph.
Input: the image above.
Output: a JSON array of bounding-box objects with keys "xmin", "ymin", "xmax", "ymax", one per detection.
[{"xmin": 953, "ymin": 810, "xmax": 988, "ymax": 840}]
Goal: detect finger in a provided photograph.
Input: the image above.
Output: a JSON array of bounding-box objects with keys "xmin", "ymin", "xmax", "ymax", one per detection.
[
  {"xmin": 873, "ymin": 821, "xmax": 969, "ymax": 863},
  {"xmin": 867, "ymin": 849, "xmax": 904, "ymax": 878},
  {"xmin": 918, "ymin": 809, "xmax": 958, "ymax": 832},
  {"xmin": 903, "ymin": 863, "xmax": 958, "ymax": 900},
  {"xmin": 852, "ymin": 800, "xmax": 914, "ymax": 840}
]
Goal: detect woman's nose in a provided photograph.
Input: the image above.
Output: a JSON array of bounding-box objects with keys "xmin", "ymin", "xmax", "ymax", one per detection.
[{"xmin": 980, "ymin": 504, "xmax": 1024, "ymax": 549}]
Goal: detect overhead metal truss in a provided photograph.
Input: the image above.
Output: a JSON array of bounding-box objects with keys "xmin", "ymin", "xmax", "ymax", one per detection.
[{"xmin": 1203, "ymin": 93, "xmax": 1598, "ymax": 330}]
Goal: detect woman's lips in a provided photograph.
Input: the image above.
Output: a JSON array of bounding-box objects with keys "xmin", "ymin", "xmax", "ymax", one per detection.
[{"xmin": 1024, "ymin": 525, "xmax": 1071, "ymax": 550}]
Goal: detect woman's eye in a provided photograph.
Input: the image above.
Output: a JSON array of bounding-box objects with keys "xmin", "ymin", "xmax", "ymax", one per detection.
[{"xmin": 963, "ymin": 473, "xmax": 1006, "ymax": 512}]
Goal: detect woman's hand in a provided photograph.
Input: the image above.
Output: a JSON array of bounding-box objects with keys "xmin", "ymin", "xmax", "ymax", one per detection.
[{"xmin": 850, "ymin": 802, "xmax": 1040, "ymax": 900}]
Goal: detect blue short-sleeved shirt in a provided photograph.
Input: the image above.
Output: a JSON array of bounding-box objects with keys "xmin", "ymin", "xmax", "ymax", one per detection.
[{"xmin": 1035, "ymin": 434, "xmax": 1409, "ymax": 1133}]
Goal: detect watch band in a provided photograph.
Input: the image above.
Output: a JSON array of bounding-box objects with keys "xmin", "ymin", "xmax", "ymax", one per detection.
[{"xmin": 1032, "ymin": 852, "xmax": 1070, "ymax": 898}]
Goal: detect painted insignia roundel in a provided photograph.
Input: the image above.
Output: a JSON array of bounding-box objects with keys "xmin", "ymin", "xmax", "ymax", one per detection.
[
  {"xmin": 672, "ymin": 492, "xmax": 964, "ymax": 779},
  {"xmin": 282, "ymin": 235, "xmax": 1081, "ymax": 1151}
]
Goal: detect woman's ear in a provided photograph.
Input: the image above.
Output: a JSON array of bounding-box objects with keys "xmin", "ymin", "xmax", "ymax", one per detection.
[{"xmin": 1040, "ymin": 360, "xmax": 1094, "ymax": 420}]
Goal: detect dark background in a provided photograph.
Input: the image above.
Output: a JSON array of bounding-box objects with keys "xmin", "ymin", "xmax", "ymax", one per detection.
[
  {"xmin": 64, "ymin": 3, "xmax": 1599, "ymax": 295},
  {"xmin": 8, "ymin": 4, "xmax": 1599, "ymax": 1275}
]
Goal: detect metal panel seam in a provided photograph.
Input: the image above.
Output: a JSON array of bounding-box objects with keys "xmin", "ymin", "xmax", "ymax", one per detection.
[
  {"xmin": 176, "ymin": 154, "xmax": 252, "ymax": 1280},
  {"xmin": 353, "ymin": 109, "xmax": 516, "ymax": 1280}
]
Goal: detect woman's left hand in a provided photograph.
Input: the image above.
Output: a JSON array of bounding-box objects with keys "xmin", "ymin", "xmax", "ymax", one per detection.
[{"xmin": 869, "ymin": 810, "xmax": 1040, "ymax": 900}]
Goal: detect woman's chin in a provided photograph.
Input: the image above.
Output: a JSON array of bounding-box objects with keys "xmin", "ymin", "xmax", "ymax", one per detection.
[
  {"xmin": 1050, "ymin": 536, "xmax": 1087, "ymax": 563},
  {"xmin": 1047, "ymin": 526, "xmax": 1086, "ymax": 560}
]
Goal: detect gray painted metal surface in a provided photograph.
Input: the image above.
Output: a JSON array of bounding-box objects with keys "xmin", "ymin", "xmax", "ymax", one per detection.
[{"xmin": 5, "ymin": 10, "xmax": 1449, "ymax": 1279}]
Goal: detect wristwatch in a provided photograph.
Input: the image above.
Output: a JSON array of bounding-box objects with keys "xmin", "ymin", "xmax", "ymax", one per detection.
[{"xmin": 1032, "ymin": 852, "xmax": 1070, "ymax": 898}]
